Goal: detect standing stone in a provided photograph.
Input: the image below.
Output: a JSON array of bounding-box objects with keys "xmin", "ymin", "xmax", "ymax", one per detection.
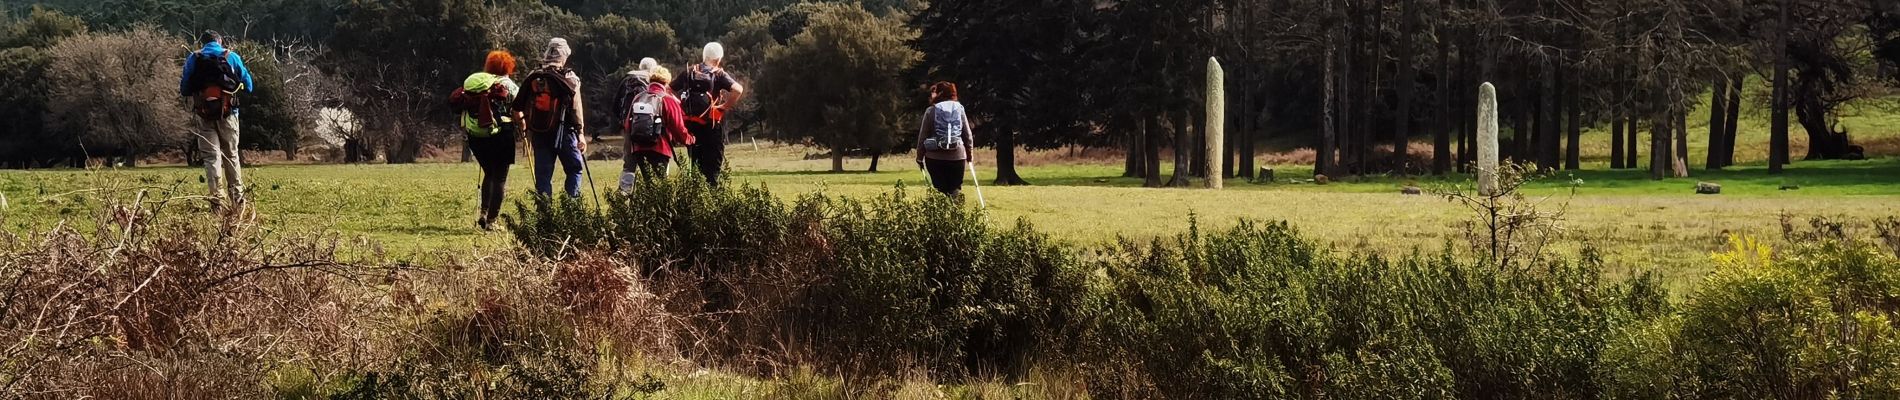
[
  {"xmin": 1205, "ymin": 57, "xmax": 1226, "ymax": 189},
  {"xmin": 1477, "ymin": 82, "xmax": 1500, "ymax": 196}
]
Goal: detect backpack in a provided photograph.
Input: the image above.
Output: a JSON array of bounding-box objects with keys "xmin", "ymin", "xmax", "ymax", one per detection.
[
  {"xmin": 450, "ymin": 73, "xmax": 510, "ymax": 138},
  {"xmin": 622, "ymin": 88, "xmax": 667, "ymax": 146},
  {"xmin": 516, "ymin": 67, "xmax": 575, "ymax": 134},
  {"xmin": 188, "ymin": 50, "xmax": 241, "ymax": 120},
  {"xmin": 922, "ymin": 101, "xmax": 965, "ymax": 152},
  {"xmin": 679, "ymin": 64, "xmax": 722, "ymax": 123}
]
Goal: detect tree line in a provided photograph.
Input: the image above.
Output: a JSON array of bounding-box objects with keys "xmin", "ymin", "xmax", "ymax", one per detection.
[{"xmin": 2, "ymin": 0, "xmax": 1896, "ymax": 181}]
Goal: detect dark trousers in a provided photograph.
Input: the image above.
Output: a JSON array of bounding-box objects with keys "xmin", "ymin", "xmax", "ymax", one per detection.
[
  {"xmin": 470, "ymin": 131, "xmax": 516, "ymax": 220},
  {"xmin": 687, "ymin": 122, "xmax": 724, "ymax": 187},
  {"xmin": 925, "ymin": 158, "xmax": 966, "ymax": 196}
]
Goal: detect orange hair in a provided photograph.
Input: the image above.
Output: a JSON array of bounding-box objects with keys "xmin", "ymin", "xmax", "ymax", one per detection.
[
  {"xmin": 484, "ymin": 50, "xmax": 516, "ymax": 76},
  {"xmin": 930, "ymin": 81, "xmax": 958, "ymax": 102}
]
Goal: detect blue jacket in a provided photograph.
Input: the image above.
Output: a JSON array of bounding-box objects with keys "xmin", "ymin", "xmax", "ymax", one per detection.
[{"xmin": 179, "ymin": 42, "xmax": 255, "ymax": 99}]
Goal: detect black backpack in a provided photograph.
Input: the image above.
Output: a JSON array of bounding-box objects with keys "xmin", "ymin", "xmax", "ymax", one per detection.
[
  {"xmin": 680, "ymin": 64, "xmax": 720, "ymax": 120},
  {"xmin": 188, "ymin": 50, "xmax": 241, "ymax": 120}
]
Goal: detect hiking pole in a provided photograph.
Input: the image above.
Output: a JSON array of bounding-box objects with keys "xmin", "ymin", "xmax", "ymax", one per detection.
[
  {"xmin": 966, "ymin": 161, "xmax": 987, "ymax": 209},
  {"xmin": 582, "ymin": 143, "xmax": 602, "ymax": 211}
]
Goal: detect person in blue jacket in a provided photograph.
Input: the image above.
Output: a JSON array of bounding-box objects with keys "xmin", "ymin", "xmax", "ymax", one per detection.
[{"xmin": 179, "ymin": 30, "xmax": 255, "ymax": 210}]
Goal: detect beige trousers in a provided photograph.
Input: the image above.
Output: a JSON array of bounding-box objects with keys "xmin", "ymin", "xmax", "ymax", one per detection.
[{"xmin": 194, "ymin": 113, "xmax": 244, "ymax": 200}]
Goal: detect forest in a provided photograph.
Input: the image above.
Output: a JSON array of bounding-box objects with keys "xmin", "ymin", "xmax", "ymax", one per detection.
[{"xmin": 1, "ymin": 0, "xmax": 1896, "ymax": 181}]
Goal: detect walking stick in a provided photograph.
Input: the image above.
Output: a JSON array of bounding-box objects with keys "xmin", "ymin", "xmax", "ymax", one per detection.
[{"xmin": 966, "ymin": 161, "xmax": 987, "ymax": 209}]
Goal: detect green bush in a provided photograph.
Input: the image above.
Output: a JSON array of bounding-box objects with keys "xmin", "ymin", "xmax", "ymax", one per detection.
[
  {"xmin": 504, "ymin": 179, "xmax": 1900, "ymax": 399},
  {"xmin": 1603, "ymin": 237, "xmax": 1900, "ymax": 399},
  {"xmin": 1076, "ymin": 220, "xmax": 1669, "ymax": 399}
]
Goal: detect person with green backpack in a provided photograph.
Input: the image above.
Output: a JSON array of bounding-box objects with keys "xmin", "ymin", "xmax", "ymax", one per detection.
[{"xmin": 450, "ymin": 50, "xmax": 521, "ymax": 231}]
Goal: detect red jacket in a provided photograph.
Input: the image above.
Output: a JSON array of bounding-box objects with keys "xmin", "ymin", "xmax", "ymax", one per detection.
[{"xmin": 627, "ymin": 82, "xmax": 693, "ymax": 158}]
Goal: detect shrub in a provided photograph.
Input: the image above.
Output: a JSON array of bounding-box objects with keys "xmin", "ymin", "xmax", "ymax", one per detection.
[
  {"xmin": 1659, "ymin": 236, "xmax": 1900, "ymax": 398},
  {"xmin": 1076, "ymin": 220, "xmax": 1668, "ymax": 399}
]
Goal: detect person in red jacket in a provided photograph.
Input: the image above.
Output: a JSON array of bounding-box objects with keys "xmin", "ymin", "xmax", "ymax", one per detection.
[{"xmin": 618, "ymin": 66, "xmax": 694, "ymax": 192}]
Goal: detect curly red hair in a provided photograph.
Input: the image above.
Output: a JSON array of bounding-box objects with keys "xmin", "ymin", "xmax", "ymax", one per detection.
[
  {"xmin": 930, "ymin": 81, "xmax": 958, "ymax": 102},
  {"xmin": 484, "ymin": 50, "xmax": 516, "ymax": 76}
]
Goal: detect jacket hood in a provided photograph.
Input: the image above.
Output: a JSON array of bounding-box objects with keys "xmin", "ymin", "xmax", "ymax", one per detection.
[
  {"xmin": 198, "ymin": 41, "xmax": 227, "ymax": 55},
  {"xmin": 933, "ymin": 100, "xmax": 962, "ymax": 113}
]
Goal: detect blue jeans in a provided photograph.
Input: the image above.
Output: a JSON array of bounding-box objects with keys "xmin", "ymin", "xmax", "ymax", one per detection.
[{"xmin": 531, "ymin": 129, "xmax": 584, "ymax": 198}]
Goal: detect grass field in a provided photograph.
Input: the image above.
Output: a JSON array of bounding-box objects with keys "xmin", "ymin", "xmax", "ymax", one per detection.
[{"xmin": 3, "ymin": 138, "xmax": 1898, "ymax": 292}]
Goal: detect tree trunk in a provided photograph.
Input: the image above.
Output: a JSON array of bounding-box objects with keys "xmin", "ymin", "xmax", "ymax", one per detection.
[
  {"xmin": 1611, "ymin": 113, "xmax": 1625, "ymax": 169},
  {"xmin": 1706, "ymin": 77, "xmax": 1730, "ymax": 170},
  {"xmin": 1123, "ymin": 122, "xmax": 1143, "ymax": 178},
  {"xmin": 994, "ymin": 130, "xmax": 1029, "ymax": 185},
  {"xmin": 1539, "ymin": 61, "xmax": 1560, "ymax": 170},
  {"xmin": 1625, "ymin": 117, "xmax": 1639, "ymax": 169},
  {"xmin": 1432, "ymin": 7, "xmax": 1451, "ymax": 176},
  {"xmin": 1564, "ymin": 74, "xmax": 1581, "ymax": 170},
  {"xmin": 1392, "ymin": 0, "xmax": 1419, "ymax": 173},
  {"xmin": 1320, "ymin": 21, "xmax": 1339, "ymax": 177},
  {"xmin": 1673, "ymin": 109, "xmax": 1689, "ymax": 177},
  {"xmin": 462, "ymin": 139, "xmax": 474, "ymax": 163},
  {"xmin": 1189, "ymin": 107, "xmax": 1207, "ymax": 178},
  {"xmin": 868, "ymin": 154, "xmax": 880, "ymax": 172},
  {"xmin": 1143, "ymin": 117, "xmax": 1162, "ymax": 187},
  {"xmin": 1769, "ymin": 0, "xmax": 1791, "ymax": 174},
  {"xmin": 1168, "ymin": 110, "xmax": 1193, "ymax": 187},
  {"xmin": 1794, "ymin": 76, "xmax": 1853, "ymax": 160},
  {"xmin": 1722, "ymin": 75, "xmax": 1743, "ymax": 167},
  {"xmin": 1651, "ymin": 113, "xmax": 1670, "ymax": 180}
]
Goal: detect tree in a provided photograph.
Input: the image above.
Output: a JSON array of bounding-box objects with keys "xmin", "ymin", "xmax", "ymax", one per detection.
[
  {"xmin": 575, "ymin": 14, "xmax": 678, "ymax": 136},
  {"xmin": 0, "ymin": 7, "xmax": 85, "ymax": 168},
  {"xmin": 230, "ymin": 42, "xmax": 303, "ymax": 159},
  {"xmin": 43, "ymin": 26, "xmax": 190, "ymax": 165},
  {"xmin": 755, "ymin": 3, "xmax": 918, "ymax": 172},
  {"xmin": 914, "ymin": 0, "xmax": 1100, "ymax": 185},
  {"xmin": 327, "ymin": 0, "xmax": 492, "ymax": 163}
]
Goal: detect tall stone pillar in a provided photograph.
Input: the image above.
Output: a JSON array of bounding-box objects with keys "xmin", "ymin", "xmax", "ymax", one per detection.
[
  {"xmin": 1477, "ymin": 82, "xmax": 1500, "ymax": 196},
  {"xmin": 1206, "ymin": 57, "xmax": 1225, "ymax": 189}
]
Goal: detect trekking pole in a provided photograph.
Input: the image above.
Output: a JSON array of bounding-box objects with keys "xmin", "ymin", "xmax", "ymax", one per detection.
[
  {"xmin": 966, "ymin": 161, "xmax": 987, "ymax": 209},
  {"xmin": 918, "ymin": 160, "xmax": 932, "ymax": 188},
  {"xmin": 582, "ymin": 145, "xmax": 602, "ymax": 211}
]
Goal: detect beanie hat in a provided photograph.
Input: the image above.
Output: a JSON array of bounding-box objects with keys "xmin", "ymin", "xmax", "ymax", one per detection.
[{"xmin": 543, "ymin": 38, "xmax": 572, "ymax": 66}]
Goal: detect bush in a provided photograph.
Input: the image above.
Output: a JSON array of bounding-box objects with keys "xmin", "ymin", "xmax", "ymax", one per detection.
[
  {"xmin": 1075, "ymin": 220, "xmax": 1669, "ymax": 399},
  {"xmin": 1606, "ymin": 236, "xmax": 1900, "ymax": 398},
  {"xmin": 508, "ymin": 177, "xmax": 1087, "ymax": 378}
]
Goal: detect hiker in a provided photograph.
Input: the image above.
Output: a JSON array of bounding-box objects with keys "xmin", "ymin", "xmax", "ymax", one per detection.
[
  {"xmin": 916, "ymin": 81, "xmax": 975, "ymax": 197},
  {"xmin": 452, "ymin": 50, "xmax": 521, "ymax": 231},
  {"xmin": 514, "ymin": 38, "xmax": 589, "ymax": 198},
  {"xmin": 178, "ymin": 30, "xmax": 255, "ymax": 209},
  {"xmin": 672, "ymin": 42, "xmax": 745, "ymax": 187},
  {"xmin": 615, "ymin": 65, "xmax": 693, "ymax": 192}
]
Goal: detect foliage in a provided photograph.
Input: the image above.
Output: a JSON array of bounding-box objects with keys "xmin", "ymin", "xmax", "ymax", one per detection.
[
  {"xmin": 229, "ymin": 42, "xmax": 303, "ymax": 156},
  {"xmin": 327, "ymin": 0, "xmax": 492, "ymax": 163},
  {"xmin": 1075, "ymin": 220, "xmax": 1669, "ymax": 399},
  {"xmin": 755, "ymin": 2, "xmax": 920, "ymax": 171},
  {"xmin": 43, "ymin": 26, "xmax": 191, "ymax": 161},
  {"xmin": 0, "ymin": 6, "xmax": 87, "ymax": 49},
  {"xmin": 574, "ymin": 14, "xmax": 678, "ymax": 135}
]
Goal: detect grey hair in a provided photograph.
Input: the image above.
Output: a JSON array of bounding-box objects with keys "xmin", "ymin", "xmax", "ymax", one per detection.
[{"xmin": 702, "ymin": 42, "xmax": 724, "ymax": 64}]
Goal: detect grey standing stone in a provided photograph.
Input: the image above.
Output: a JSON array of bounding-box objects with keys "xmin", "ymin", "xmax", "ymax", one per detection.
[
  {"xmin": 1477, "ymin": 82, "xmax": 1500, "ymax": 196},
  {"xmin": 1206, "ymin": 57, "xmax": 1225, "ymax": 189}
]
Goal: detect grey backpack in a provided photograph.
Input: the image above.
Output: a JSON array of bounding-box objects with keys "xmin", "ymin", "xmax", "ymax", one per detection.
[{"xmin": 923, "ymin": 101, "xmax": 965, "ymax": 151}]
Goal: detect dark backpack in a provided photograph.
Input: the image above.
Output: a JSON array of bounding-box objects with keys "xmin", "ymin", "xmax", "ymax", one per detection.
[
  {"xmin": 516, "ymin": 67, "xmax": 575, "ymax": 134},
  {"xmin": 188, "ymin": 50, "xmax": 241, "ymax": 120},
  {"xmin": 622, "ymin": 87, "xmax": 666, "ymax": 146},
  {"xmin": 679, "ymin": 64, "xmax": 721, "ymax": 121}
]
